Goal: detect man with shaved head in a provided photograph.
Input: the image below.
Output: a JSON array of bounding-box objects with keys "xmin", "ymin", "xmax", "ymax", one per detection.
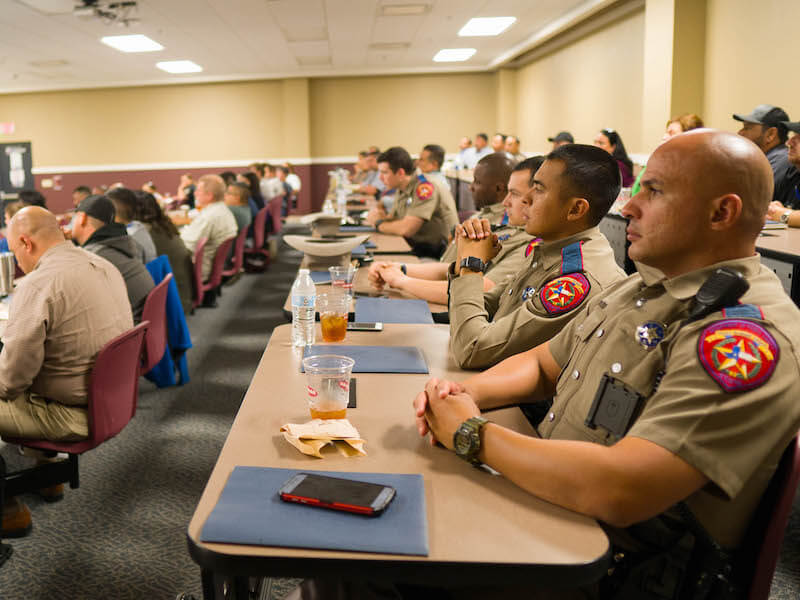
[
  {"xmin": 179, "ymin": 174, "xmax": 238, "ymax": 293},
  {"xmin": 411, "ymin": 130, "xmax": 800, "ymax": 597},
  {"xmin": 0, "ymin": 207, "xmax": 131, "ymax": 536}
]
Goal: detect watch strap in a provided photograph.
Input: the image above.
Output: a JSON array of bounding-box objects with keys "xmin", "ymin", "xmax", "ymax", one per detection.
[{"xmin": 459, "ymin": 256, "xmax": 487, "ymax": 273}]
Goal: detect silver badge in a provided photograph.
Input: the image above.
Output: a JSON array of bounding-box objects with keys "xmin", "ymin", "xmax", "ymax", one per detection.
[
  {"xmin": 522, "ymin": 286, "xmax": 535, "ymax": 301},
  {"xmin": 635, "ymin": 321, "xmax": 666, "ymax": 349}
]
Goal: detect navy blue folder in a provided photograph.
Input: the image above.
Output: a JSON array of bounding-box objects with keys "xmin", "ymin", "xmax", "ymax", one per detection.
[
  {"xmin": 351, "ymin": 244, "xmax": 368, "ymax": 256},
  {"xmin": 340, "ymin": 225, "xmax": 375, "ymax": 233},
  {"xmin": 310, "ymin": 271, "xmax": 332, "ymax": 284},
  {"xmin": 363, "ymin": 240, "xmax": 376, "ymax": 249},
  {"xmin": 302, "ymin": 345, "xmax": 429, "ymax": 374},
  {"xmin": 355, "ymin": 297, "xmax": 433, "ymax": 324},
  {"xmin": 200, "ymin": 467, "xmax": 429, "ymax": 556}
]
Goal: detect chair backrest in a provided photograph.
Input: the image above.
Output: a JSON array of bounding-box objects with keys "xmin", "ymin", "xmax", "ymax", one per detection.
[
  {"xmin": 192, "ymin": 236, "xmax": 208, "ymax": 308},
  {"xmin": 203, "ymin": 236, "xmax": 235, "ymax": 290},
  {"xmin": 267, "ymin": 197, "xmax": 282, "ymax": 235},
  {"xmin": 742, "ymin": 434, "xmax": 800, "ymax": 600},
  {"xmin": 251, "ymin": 205, "xmax": 269, "ymax": 248},
  {"xmin": 86, "ymin": 321, "xmax": 149, "ymax": 447},
  {"xmin": 140, "ymin": 272, "xmax": 172, "ymax": 374},
  {"xmin": 223, "ymin": 226, "xmax": 248, "ymax": 277}
]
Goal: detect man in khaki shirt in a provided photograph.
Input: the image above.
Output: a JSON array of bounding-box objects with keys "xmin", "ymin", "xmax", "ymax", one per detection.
[
  {"xmin": 366, "ymin": 154, "xmax": 538, "ymax": 305},
  {"xmin": 364, "ymin": 146, "xmax": 458, "ymax": 258},
  {"xmin": 449, "ymin": 144, "xmax": 626, "ymax": 369},
  {"xmin": 0, "ymin": 207, "xmax": 132, "ymax": 535},
  {"xmin": 416, "ymin": 130, "xmax": 800, "ymax": 597}
]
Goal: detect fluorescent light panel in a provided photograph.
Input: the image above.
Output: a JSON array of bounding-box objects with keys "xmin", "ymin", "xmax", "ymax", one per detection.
[
  {"xmin": 156, "ymin": 60, "xmax": 203, "ymax": 74},
  {"xmin": 458, "ymin": 17, "xmax": 516, "ymax": 37},
  {"xmin": 433, "ymin": 48, "xmax": 476, "ymax": 62},
  {"xmin": 101, "ymin": 34, "xmax": 164, "ymax": 53}
]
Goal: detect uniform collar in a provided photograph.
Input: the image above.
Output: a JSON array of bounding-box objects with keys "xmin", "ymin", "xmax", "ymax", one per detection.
[
  {"xmin": 400, "ymin": 177, "xmax": 417, "ymax": 196},
  {"xmin": 32, "ymin": 240, "xmax": 73, "ymax": 272},
  {"xmin": 638, "ymin": 255, "xmax": 763, "ymax": 300},
  {"xmin": 477, "ymin": 202, "xmax": 506, "ymax": 219},
  {"xmin": 536, "ymin": 226, "xmax": 601, "ymax": 270}
]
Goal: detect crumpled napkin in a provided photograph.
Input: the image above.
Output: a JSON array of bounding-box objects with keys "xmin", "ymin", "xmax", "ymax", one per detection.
[{"xmin": 280, "ymin": 419, "xmax": 367, "ymax": 458}]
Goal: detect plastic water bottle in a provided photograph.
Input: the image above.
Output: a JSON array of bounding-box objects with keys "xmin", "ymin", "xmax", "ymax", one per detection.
[
  {"xmin": 336, "ymin": 183, "xmax": 347, "ymax": 220},
  {"xmin": 291, "ymin": 269, "xmax": 316, "ymax": 347}
]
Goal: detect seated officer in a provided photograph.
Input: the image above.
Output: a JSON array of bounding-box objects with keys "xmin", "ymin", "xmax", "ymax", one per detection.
[
  {"xmin": 449, "ymin": 144, "xmax": 625, "ymax": 370},
  {"xmin": 364, "ymin": 146, "xmax": 458, "ymax": 258},
  {"xmin": 366, "ymin": 155, "xmax": 538, "ymax": 305},
  {"xmin": 415, "ymin": 130, "xmax": 800, "ymax": 598}
]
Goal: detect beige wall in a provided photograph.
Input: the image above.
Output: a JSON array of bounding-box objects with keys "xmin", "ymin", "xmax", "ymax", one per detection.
[
  {"xmin": 308, "ymin": 73, "xmax": 496, "ymax": 157},
  {"xmin": 704, "ymin": 0, "xmax": 800, "ymax": 132},
  {"xmin": 0, "ymin": 80, "xmax": 291, "ymax": 167},
  {"xmin": 514, "ymin": 9, "xmax": 646, "ymax": 156}
]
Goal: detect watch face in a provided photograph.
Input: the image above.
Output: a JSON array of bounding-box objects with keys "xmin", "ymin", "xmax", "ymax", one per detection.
[{"xmin": 454, "ymin": 425, "xmax": 473, "ymax": 455}]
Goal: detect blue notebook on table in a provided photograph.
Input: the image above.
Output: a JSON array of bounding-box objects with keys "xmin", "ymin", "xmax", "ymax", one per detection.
[
  {"xmin": 340, "ymin": 225, "xmax": 375, "ymax": 233},
  {"xmin": 310, "ymin": 271, "xmax": 331, "ymax": 284},
  {"xmin": 351, "ymin": 244, "xmax": 368, "ymax": 256},
  {"xmin": 302, "ymin": 345, "xmax": 428, "ymax": 374},
  {"xmin": 355, "ymin": 297, "xmax": 433, "ymax": 324},
  {"xmin": 200, "ymin": 467, "xmax": 429, "ymax": 556}
]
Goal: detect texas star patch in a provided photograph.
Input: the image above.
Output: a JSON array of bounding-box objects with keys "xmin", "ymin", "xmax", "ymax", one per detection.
[
  {"xmin": 697, "ymin": 319, "xmax": 779, "ymax": 392},
  {"xmin": 538, "ymin": 273, "xmax": 590, "ymax": 314},
  {"xmin": 415, "ymin": 182, "xmax": 434, "ymax": 201}
]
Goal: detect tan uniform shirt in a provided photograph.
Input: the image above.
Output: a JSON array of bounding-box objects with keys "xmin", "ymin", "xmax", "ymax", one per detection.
[
  {"xmin": 388, "ymin": 175, "xmax": 458, "ymax": 251},
  {"xmin": 439, "ymin": 202, "xmax": 507, "ymax": 264},
  {"xmin": 0, "ymin": 242, "xmax": 133, "ymax": 406},
  {"xmin": 180, "ymin": 201, "xmax": 238, "ymax": 279},
  {"xmin": 545, "ymin": 256, "xmax": 800, "ymax": 549},
  {"xmin": 449, "ymin": 227, "xmax": 625, "ymax": 369}
]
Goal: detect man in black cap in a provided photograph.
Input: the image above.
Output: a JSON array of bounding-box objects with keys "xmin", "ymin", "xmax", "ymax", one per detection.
[
  {"xmin": 547, "ymin": 131, "xmax": 573, "ymax": 150},
  {"xmin": 72, "ymin": 194, "xmax": 154, "ymax": 322},
  {"xmin": 733, "ymin": 104, "xmax": 797, "ymax": 204},
  {"xmin": 766, "ymin": 120, "xmax": 800, "ymax": 225}
]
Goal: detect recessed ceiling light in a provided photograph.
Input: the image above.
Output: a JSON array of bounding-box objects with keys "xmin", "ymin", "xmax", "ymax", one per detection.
[
  {"xmin": 381, "ymin": 4, "xmax": 429, "ymax": 16},
  {"xmin": 156, "ymin": 60, "xmax": 203, "ymax": 74},
  {"xmin": 458, "ymin": 17, "xmax": 516, "ymax": 37},
  {"xmin": 433, "ymin": 48, "xmax": 476, "ymax": 63},
  {"xmin": 101, "ymin": 34, "xmax": 164, "ymax": 53}
]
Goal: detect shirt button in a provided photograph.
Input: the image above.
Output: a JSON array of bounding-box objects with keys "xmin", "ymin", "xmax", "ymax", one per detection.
[
  {"xmin": 636, "ymin": 299, "xmax": 646, "ymax": 307},
  {"xmin": 508, "ymin": 288, "xmax": 513, "ymax": 296},
  {"xmin": 532, "ymin": 262, "xmax": 538, "ymax": 269},
  {"xmin": 548, "ymin": 412, "xmax": 555, "ymax": 422},
  {"xmin": 572, "ymin": 370, "xmax": 580, "ymax": 379},
  {"xmin": 611, "ymin": 362, "xmax": 622, "ymax": 373},
  {"xmin": 596, "ymin": 328, "xmax": 604, "ymax": 338}
]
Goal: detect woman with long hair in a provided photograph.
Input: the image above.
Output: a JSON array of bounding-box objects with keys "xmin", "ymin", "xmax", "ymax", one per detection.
[{"xmin": 594, "ymin": 128, "xmax": 635, "ymax": 187}]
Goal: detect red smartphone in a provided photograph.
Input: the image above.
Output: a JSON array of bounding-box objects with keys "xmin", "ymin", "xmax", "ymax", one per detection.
[{"xmin": 279, "ymin": 473, "xmax": 396, "ymax": 517}]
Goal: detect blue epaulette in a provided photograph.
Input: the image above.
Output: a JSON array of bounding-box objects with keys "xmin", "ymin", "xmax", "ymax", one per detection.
[
  {"xmin": 721, "ymin": 304, "xmax": 763, "ymax": 319},
  {"xmin": 560, "ymin": 241, "xmax": 584, "ymax": 275}
]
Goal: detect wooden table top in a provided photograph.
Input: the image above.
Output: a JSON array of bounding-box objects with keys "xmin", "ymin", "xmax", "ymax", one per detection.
[
  {"xmin": 756, "ymin": 227, "xmax": 800, "ymax": 262},
  {"xmin": 186, "ymin": 324, "xmax": 609, "ymax": 586}
]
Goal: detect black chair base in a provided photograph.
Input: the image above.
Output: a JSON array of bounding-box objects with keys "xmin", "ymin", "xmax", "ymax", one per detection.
[
  {"xmin": 4, "ymin": 454, "xmax": 79, "ymax": 499},
  {"xmin": 0, "ymin": 542, "xmax": 12, "ymax": 568}
]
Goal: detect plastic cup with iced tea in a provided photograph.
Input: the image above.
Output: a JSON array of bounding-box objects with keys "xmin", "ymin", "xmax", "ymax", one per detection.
[
  {"xmin": 302, "ymin": 354, "xmax": 355, "ymax": 420},
  {"xmin": 318, "ymin": 292, "xmax": 349, "ymax": 342}
]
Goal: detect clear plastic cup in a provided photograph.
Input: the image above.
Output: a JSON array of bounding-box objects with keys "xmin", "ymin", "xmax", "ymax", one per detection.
[
  {"xmin": 317, "ymin": 292, "xmax": 349, "ymax": 342},
  {"xmin": 302, "ymin": 354, "xmax": 355, "ymax": 420},
  {"xmin": 329, "ymin": 265, "xmax": 356, "ymax": 296}
]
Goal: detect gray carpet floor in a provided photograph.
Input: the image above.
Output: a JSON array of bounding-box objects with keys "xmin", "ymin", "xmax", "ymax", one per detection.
[{"xmin": 0, "ymin": 241, "xmax": 796, "ymax": 599}]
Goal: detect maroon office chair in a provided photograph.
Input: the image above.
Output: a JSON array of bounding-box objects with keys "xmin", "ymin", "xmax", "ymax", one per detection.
[
  {"xmin": 140, "ymin": 273, "xmax": 172, "ymax": 375},
  {"xmin": 2, "ymin": 321, "xmax": 149, "ymax": 500},
  {"xmin": 221, "ymin": 227, "xmax": 248, "ymax": 280},
  {"xmin": 191, "ymin": 237, "xmax": 209, "ymax": 310},
  {"xmin": 192, "ymin": 236, "xmax": 234, "ymax": 310},
  {"xmin": 244, "ymin": 206, "xmax": 270, "ymax": 272},
  {"xmin": 739, "ymin": 434, "xmax": 800, "ymax": 600}
]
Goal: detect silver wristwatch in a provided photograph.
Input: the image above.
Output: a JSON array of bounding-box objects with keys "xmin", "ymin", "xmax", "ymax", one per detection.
[{"xmin": 780, "ymin": 210, "xmax": 792, "ymax": 224}]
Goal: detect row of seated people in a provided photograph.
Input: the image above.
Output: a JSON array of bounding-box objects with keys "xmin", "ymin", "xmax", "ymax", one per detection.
[{"xmin": 286, "ymin": 130, "xmax": 800, "ymax": 599}]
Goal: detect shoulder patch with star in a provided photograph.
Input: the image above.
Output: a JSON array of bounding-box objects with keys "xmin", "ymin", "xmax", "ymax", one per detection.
[
  {"xmin": 697, "ymin": 319, "xmax": 779, "ymax": 392},
  {"xmin": 538, "ymin": 273, "xmax": 591, "ymax": 315}
]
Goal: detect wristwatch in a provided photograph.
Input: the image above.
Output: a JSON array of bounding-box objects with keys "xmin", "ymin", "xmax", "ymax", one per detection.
[
  {"xmin": 780, "ymin": 210, "xmax": 793, "ymax": 224},
  {"xmin": 459, "ymin": 256, "xmax": 487, "ymax": 273},
  {"xmin": 453, "ymin": 416, "xmax": 489, "ymax": 465}
]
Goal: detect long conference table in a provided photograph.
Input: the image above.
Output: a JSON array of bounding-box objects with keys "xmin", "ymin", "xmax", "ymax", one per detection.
[{"xmin": 186, "ymin": 323, "xmax": 611, "ymax": 599}]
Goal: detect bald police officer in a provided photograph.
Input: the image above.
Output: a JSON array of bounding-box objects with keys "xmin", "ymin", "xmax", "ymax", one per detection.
[
  {"xmin": 365, "ymin": 146, "xmax": 458, "ymax": 258},
  {"xmin": 449, "ymin": 144, "xmax": 626, "ymax": 370},
  {"xmin": 366, "ymin": 155, "xmax": 538, "ymax": 306},
  {"xmin": 417, "ymin": 129, "xmax": 800, "ymax": 598}
]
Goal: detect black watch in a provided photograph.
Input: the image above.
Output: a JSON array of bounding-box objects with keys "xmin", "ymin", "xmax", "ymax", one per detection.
[
  {"xmin": 459, "ymin": 256, "xmax": 487, "ymax": 273},
  {"xmin": 453, "ymin": 416, "xmax": 489, "ymax": 465}
]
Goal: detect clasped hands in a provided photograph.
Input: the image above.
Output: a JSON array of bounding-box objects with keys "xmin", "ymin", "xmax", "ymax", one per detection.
[
  {"xmin": 413, "ymin": 378, "xmax": 481, "ymax": 450},
  {"xmin": 367, "ymin": 260, "xmax": 405, "ymax": 291},
  {"xmin": 455, "ymin": 218, "xmax": 501, "ymax": 267}
]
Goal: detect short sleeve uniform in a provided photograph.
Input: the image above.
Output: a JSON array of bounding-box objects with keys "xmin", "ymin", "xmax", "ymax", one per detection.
[
  {"xmin": 390, "ymin": 175, "xmax": 458, "ymax": 253},
  {"xmin": 448, "ymin": 227, "xmax": 625, "ymax": 369},
  {"xmin": 544, "ymin": 256, "xmax": 800, "ymax": 550}
]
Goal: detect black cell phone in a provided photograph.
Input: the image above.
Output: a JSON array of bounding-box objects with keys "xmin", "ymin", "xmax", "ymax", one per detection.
[
  {"xmin": 347, "ymin": 322, "xmax": 383, "ymax": 331},
  {"xmin": 279, "ymin": 473, "xmax": 396, "ymax": 517}
]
